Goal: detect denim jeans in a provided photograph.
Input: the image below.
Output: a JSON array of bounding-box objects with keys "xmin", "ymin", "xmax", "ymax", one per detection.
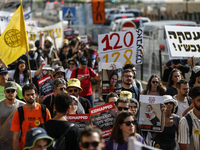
[{"xmin": 83, "ymin": 94, "xmax": 94, "ymax": 108}]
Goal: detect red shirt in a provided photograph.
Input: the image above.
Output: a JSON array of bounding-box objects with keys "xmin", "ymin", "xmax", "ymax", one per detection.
[{"xmin": 70, "ymin": 67, "xmax": 97, "ymax": 97}]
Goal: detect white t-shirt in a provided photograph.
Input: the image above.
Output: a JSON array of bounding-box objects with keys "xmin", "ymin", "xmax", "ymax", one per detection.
[
  {"xmin": 173, "ymin": 96, "xmax": 189, "ymax": 117},
  {"xmin": 64, "ymin": 69, "xmax": 72, "ymax": 80},
  {"xmin": 8, "ymin": 70, "xmax": 36, "ymax": 87}
]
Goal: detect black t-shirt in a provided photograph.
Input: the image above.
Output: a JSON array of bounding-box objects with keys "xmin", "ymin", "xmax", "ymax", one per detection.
[
  {"xmin": 40, "ymin": 120, "xmax": 80, "ymax": 150},
  {"xmin": 166, "ymin": 86, "xmax": 178, "ymax": 97},
  {"xmin": 121, "ymin": 86, "xmax": 139, "ymax": 101},
  {"xmin": 43, "ymin": 95, "xmax": 54, "ymax": 118},
  {"xmin": 162, "ymin": 65, "xmax": 190, "ymax": 82},
  {"xmin": 79, "ymin": 96, "xmax": 92, "ymax": 114}
]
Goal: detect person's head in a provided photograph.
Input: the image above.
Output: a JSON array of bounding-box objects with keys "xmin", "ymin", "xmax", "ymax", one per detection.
[
  {"xmin": 44, "ymin": 36, "xmax": 53, "ymax": 49},
  {"xmin": 35, "ymin": 40, "xmax": 40, "ymax": 49},
  {"xmin": 163, "ymin": 95, "xmax": 178, "ymax": 113},
  {"xmin": 53, "ymin": 78, "xmax": 66, "ymax": 95},
  {"xmin": 0, "ymin": 67, "xmax": 8, "ymax": 86},
  {"xmin": 122, "ymin": 69, "xmax": 134, "ymax": 85},
  {"xmin": 109, "ymin": 71, "xmax": 118, "ymax": 87},
  {"xmin": 63, "ymin": 39, "xmax": 69, "ymax": 46},
  {"xmin": 62, "ymin": 45, "xmax": 69, "ymax": 53},
  {"xmin": 4, "ymin": 81, "xmax": 18, "ymax": 101},
  {"xmin": 167, "ymin": 69, "xmax": 182, "ymax": 88},
  {"xmin": 53, "ymin": 66, "xmax": 65, "ymax": 79},
  {"xmin": 29, "ymin": 41, "xmax": 37, "ymax": 52},
  {"xmin": 176, "ymin": 79, "xmax": 189, "ymax": 97},
  {"xmin": 55, "ymin": 92, "xmax": 72, "ymax": 114},
  {"xmin": 23, "ymin": 127, "xmax": 53, "ymax": 150},
  {"xmin": 79, "ymin": 126, "xmax": 104, "ymax": 150},
  {"xmin": 22, "ymin": 84, "xmax": 38, "ymax": 104},
  {"xmin": 115, "ymin": 97, "xmax": 130, "ymax": 115},
  {"xmin": 171, "ymin": 59, "xmax": 181, "ymax": 68},
  {"xmin": 129, "ymin": 98, "xmax": 139, "ymax": 115},
  {"xmin": 146, "ymin": 104, "xmax": 153, "ymax": 112},
  {"xmin": 105, "ymin": 92, "xmax": 119, "ymax": 103},
  {"xmin": 110, "ymin": 111, "xmax": 136, "ymax": 144},
  {"xmin": 191, "ymin": 86, "xmax": 200, "ymax": 111},
  {"xmin": 68, "ymin": 95, "xmax": 78, "ymax": 114},
  {"xmin": 123, "ymin": 64, "xmax": 136, "ymax": 78},
  {"xmin": 190, "ymin": 66, "xmax": 200, "ymax": 85},
  {"xmin": 66, "ymin": 78, "xmax": 83, "ymax": 98},
  {"xmin": 68, "ymin": 57, "xmax": 79, "ymax": 70},
  {"xmin": 79, "ymin": 56, "xmax": 88, "ymax": 70}
]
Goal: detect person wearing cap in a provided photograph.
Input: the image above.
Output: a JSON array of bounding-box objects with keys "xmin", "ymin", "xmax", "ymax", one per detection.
[
  {"xmin": 162, "ymin": 57, "xmax": 195, "ymax": 86},
  {"xmin": 53, "ymin": 65, "xmax": 66, "ymax": 80},
  {"xmin": 65, "ymin": 58, "xmax": 79, "ymax": 80},
  {"xmin": 153, "ymin": 95, "xmax": 179, "ymax": 150},
  {"xmin": 66, "ymin": 78, "xmax": 91, "ymax": 114},
  {"xmin": 11, "ymin": 84, "xmax": 51, "ymax": 150},
  {"xmin": 43, "ymin": 78, "xmax": 66, "ymax": 118},
  {"xmin": 40, "ymin": 93, "xmax": 80, "ymax": 150},
  {"xmin": 23, "ymin": 127, "xmax": 53, "ymax": 150},
  {"xmin": 0, "ymin": 81, "xmax": 25, "ymax": 150},
  {"xmin": 70, "ymin": 56, "xmax": 99, "ymax": 107},
  {"xmin": 0, "ymin": 67, "xmax": 23, "ymax": 100}
]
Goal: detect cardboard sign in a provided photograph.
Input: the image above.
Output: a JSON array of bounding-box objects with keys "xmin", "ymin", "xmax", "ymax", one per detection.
[
  {"xmin": 89, "ymin": 102, "xmax": 117, "ymax": 138},
  {"xmin": 165, "ymin": 26, "xmax": 200, "ymax": 57},
  {"xmin": 102, "ymin": 62, "xmax": 122, "ymax": 95},
  {"xmin": 67, "ymin": 114, "xmax": 90, "ymax": 128},
  {"xmin": 91, "ymin": 0, "xmax": 106, "ymax": 24},
  {"xmin": 139, "ymin": 95, "xmax": 164, "ymax": 132},
  {"xmin": 98, "ymin": 29, "xmax": 143, "ymax": 71},
  {"xmin": 80, "ymin": 35, "xmax": 88, "ymax": 43},
  {"xmin": 37, "ymin": 75, "xmax": 54, "ymax": 99},
  {"xmin": 26, "ymin": 22, "xmax": 63, "ymax": 49}
]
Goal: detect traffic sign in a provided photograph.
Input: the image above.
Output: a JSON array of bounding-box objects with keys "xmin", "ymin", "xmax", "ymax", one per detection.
[
  {"xmin": 92, "ymin": 0, "xmax": 105, "ymax": 24},
  {"xmin": 121, "ymin": 21, "xmax": 136, "ymax": 31},
  {"xmin": 62, "ymin": 7, "xmax": 76, "ymax": 21}
]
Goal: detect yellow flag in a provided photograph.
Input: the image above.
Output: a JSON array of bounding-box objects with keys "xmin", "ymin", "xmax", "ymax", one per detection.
[{"xmin": 0, "ymin": 0, "xmax": 29, "ymax": 65}]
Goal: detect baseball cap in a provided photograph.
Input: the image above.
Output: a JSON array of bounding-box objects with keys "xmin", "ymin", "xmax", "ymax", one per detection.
[
  {"xmin": 120, "ymin": 91, "xmax": 132, "ymax": 99},
  {"xmin": 53, "ymin": 65, "xmax": 65, "ymax": 77},
  {"xmin": 67, "ymin": 78, "xmax": 83, "ymax": 92},
  {"xmin": 23, "ymin": 127, "xmax": 53, "ymax": 150},
  {"xmin": 68, "ymin": 57, "xmax": 79, "ymax": 66},
  {"xmin": 80, "ymin": 56, "xmax": 88, "ymax": 65},
  {"xmin": 29, "ymin": 41, "xmax": 37, "ymax": 51},
  {"xmin": 5, "ymin": 81, "xmax": 17, "ymax": 90},
  {"xmin": 0, "ymin": 67, "xmax": 8, "ymax": 74}
]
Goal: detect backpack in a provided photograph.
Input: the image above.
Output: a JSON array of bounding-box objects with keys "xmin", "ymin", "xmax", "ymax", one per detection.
[
  {"xmin": 47, "ymin": 123, "xmax": 74, "ymax": 150},
  {"xmin": 185, "ymin": 113, "xmax": 193, "ymax": 137},
  {"xmin": 18, "ymin": 104, "xmax": 47, "ymax": 133},
  {"xmin": 135, "ymin": 79, "xmax": 141, "ymax": 92},
  {"xmin": 174, "ymin": 96, "xmax": 191, "ymax": 114}
]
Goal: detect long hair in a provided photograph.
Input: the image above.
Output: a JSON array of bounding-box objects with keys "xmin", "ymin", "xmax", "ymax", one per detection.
[
  {"xmin": 167, "ymin": 69, "xmax": 183, "ymax": 88},
  {"xmin": 109, "ymin": 71, "xmax": 118, "ymax": 87},
  {"xmin": 110, "ymin": 111, "xmax": 136, "ymax": 144},
  {"xmin": 14, "ymin": 59, "xmax": 29, "ymax": 84},
  {"xmin": 143, "ymin": 74, "xmax": 165, "ymax": 96}
]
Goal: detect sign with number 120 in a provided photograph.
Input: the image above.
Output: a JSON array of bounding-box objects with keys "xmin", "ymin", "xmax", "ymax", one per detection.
[{"xmin": 98, "ymin": 29, "xmax": 143, "ymax": 71}]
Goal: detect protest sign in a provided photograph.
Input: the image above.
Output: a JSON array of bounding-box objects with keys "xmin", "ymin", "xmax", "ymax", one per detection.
[
  {"xmin": 98, "ymin": 29, "xmax": 143, "ymax": 71},
  {"xmin": 80, "ymin": 35, "xmax": 88, "ymax": 43},
  {"xmin": 89, "ymin": 102, "xmax": 117, "ymax": 138},
  {"xmin": 139, "ymin": 95, "xmax": 164, "ymax": 132},
  {"xmin": 37, "ymin": 75, "xmax": 54, "ymax": 99},
  {"xmin": 66, "ymin": 114, "xmax": 90, "ymax": 128},
  {"xmin": 102, "ymin": 62, "xmax": 122, "ymax": 95},
  {"xmin": 165, "ymin": 26, "xmax": 200, "ymax": 57},
  {"xmin": 26, "ymin": 22, "xmax": 63, "ymax": 49}
]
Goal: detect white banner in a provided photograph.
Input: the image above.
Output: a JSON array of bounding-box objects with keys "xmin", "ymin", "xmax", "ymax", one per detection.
[
  {"xmin": 26, "ymin": 22, "xmax": 63, "ymax": 48},
  {"xmin": 98, "ymin": 29, "xmax": 143, "ymax": 71},
  {"xmin": 165, "ymin": 26, "xmax": 200, "ymax": 57}
]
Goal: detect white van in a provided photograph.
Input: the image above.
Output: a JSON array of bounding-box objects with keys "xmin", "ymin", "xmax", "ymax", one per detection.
[{"xmin": 142, "ymin": 20, "xmax": 197, "ymax": 66}]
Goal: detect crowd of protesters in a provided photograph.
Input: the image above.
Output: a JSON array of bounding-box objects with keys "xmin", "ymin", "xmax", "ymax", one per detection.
[{"xmin": 0, "ymin": 29, "xmax": 200, "ymax": 150}]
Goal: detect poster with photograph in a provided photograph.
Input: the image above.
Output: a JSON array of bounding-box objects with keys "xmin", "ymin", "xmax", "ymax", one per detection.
[
  {"xmin": 139, "ymin": 95, "xmax": 164, "ymax": 132},
  {"xmin": 66, "ymin": 114, "xmax": 90, "ymax": 129},
  {"xmin": 37, "ymin": 75, "xmax": 54, "ymax": 99},
  {"xmin": 102, "ymin": 62, "xmax": 123, "ymax": 96},
  {"xmin": 89, "ymin": 102, "xmax": 117, "ymax": 138}
]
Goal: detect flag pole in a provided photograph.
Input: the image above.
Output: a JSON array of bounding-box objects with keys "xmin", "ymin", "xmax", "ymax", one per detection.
[{"xmin": 21, "ymin": 0, "xmax": 33, "ymax": 84}]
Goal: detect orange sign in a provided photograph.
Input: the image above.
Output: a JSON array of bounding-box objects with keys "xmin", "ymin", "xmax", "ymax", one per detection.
[{"xmin": 92, "ymin": 0, "xmax": 106, "ymax": 24}]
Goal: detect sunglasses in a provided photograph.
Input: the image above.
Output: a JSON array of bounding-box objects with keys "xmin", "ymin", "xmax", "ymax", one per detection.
[
  {"xmin": 57, "ymin": 87, "xmax": 66, "ymax": 91},
  {"xmin": 68, "ymin": 89, "xmax": 78, "ymax": 93},
  {"xmin": 117, "ymin": 107, "xmax": 129, "ymax": 111},
  {"xmin": 130, "ymin": 106, "xmax": 137, "ymax": 109},
  {"xmin": 69, "ymin": 63, "xmax": 75, "ymax": 65},
  {"xmin": 81, "ymin": 141, "xmax": 99, "ymax": 148},
  {"xmin": 152, "ymin": 81, "xmax": 159, "ymax": 84},
  {"xmin": 123, "ymin": 120, "xmax": 137, "ymax": 126},
  {"xmin": 164, "ymin": 102, "xmax": 174, "ymax": 105},
  {"xmin": 5, "ymin": 89, "xmax": 15, "ymax": 94}
]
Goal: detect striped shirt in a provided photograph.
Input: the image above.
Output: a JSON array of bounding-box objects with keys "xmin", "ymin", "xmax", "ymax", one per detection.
[{"xmin": 178, "ymin": 109, "xmax": 200, "ymax": 150}]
